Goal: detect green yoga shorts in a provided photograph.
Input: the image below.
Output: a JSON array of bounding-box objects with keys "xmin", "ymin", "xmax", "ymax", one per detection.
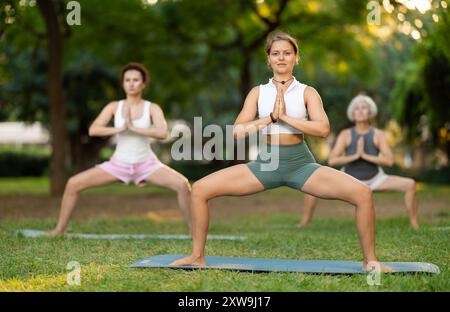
[{"xmin": 246, "ymin": 141, "xmax": 321, "ymax": 190}]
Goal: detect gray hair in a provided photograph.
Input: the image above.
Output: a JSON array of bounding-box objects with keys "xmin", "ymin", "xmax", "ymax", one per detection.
[{"xmin": 347, "ymin": 95, "xmax": 378, "ymax": 122}]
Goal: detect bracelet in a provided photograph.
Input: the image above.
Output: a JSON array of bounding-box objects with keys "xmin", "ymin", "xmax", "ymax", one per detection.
[{"xmin": 270, "ymin": 112, "xmax": 277, "ymax": 123}]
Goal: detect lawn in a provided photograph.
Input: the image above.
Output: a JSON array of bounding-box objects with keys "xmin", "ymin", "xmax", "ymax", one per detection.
[{"xmin": 0, "ymin": 178, "xmax": 448, "ymax": 291}]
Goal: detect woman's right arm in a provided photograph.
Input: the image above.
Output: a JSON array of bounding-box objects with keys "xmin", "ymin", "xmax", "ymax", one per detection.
[
  {"xmin": 328, "ymin": 129, "xmax": 359, "ymax": 166},
  {"xmin": 88, "ymin": 102, "xmax": 125, "ymax": 137},
  {"xmin": 233, "ymin": 86, "xmax": 272, "ymax": 139}
]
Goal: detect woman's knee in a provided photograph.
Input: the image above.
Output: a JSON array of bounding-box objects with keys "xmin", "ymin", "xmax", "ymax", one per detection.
[
  {"xmin": 191, "ymin": 180, "xmax": 210, "ymax": 200},
  {"xmin": 174, "ymin": 176, "xmax": 191, "ymax": 194},
  {"xmin": 65, "ymin": 176, "xmax": 84, "ymax": 193},
  {"xmin": 353, "ymin": 184, "xmax": 373, "ymax": 206},
  {"xmin": 406, "ymin": 178, "xmax": 416, "ymax": 193}
]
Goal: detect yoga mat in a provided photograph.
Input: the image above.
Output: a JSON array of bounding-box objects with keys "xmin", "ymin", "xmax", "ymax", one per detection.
[
  {"xmin": 433, "ymin": 226, "xmax": 450, "ymax": 231},
  {"xmin": 129, "ymin": 254, "xmax": 440, "ymax": 274},
  {"xmin": 17, "ymin": 229, "xmax": 246, "ymax": 241}
]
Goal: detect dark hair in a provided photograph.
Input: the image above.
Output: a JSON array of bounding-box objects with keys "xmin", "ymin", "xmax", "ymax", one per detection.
[{"xmin": 120, "ymin": 62, "xmax": 150, "ymax": 84}]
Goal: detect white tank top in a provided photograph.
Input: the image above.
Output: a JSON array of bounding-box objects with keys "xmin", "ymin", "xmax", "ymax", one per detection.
[
  {"xmin": 258, "ymin": 77, "xmax": 308, "ymax": 135},
  {"xmin": 112, "ymin": 100, "xmax": 156, "ymax": 163}
]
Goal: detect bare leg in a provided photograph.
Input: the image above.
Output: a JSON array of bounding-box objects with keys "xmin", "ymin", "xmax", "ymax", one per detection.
[
  {"xmin": 48, "ymin": 167, "xmax": 119, "ymax": 235},
  {"xmin": 144, "ymin": 165, "xmax": 192, "ymax": 231},
  {"xmin": 301, "ymin": 166, "xmax": 392, "ymax": 272},
  {"xmin": 170, "ymin": 164, "xmax": 264, "ymax": 266},
  {"xmin": 296, "ymin": 194, "xmax": 319, "ymax": 228},
  {"xmin": 375, "ymin": 176, "xmax": 419, "ymax": 229}
]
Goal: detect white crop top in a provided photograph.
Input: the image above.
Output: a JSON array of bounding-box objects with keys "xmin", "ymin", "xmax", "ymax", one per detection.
[
  {"xmin": 112, "ymin": 100, "xmax": 156, "ymax": 163},
  {"xmin": 258, "ymin": 77, "xmax": 308, "ymax": 135}
]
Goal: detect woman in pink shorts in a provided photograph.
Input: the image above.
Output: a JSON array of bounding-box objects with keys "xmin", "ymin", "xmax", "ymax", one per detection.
[
  {"xmin": 298, "ymin": 95, "xmax": 419, "ymax": 229},
  {"xmin": 48, "ymin": 63, "xmax": 191, "ymax": 235}
]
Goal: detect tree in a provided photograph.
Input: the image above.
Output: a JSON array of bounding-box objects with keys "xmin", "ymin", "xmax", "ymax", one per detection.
[
  {"xmin": 36, "ymin": 0, "xmax": 68, "ymax": 195},
  {"xmin": 3, "ymin": 0, "xmax": 446, "ymax": 178},
  {"xmin": 391, "ymin": 31, "xmax": 450, "ymax": 170},
  {"xmin": 1, "ymin": 0, "xmax": 70, "ymax": 195}
]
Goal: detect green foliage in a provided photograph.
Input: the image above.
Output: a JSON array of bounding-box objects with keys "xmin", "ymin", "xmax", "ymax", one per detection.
[
  {"xmin": 0, "ymin": 152, "xmax": 48, "ymax": 177},
  {"xmin": 1, "ymin": 0, "xmax": 449, "ymax": 171},
  {"xmin": 419, "ymin": 166, "xmax": 450, "ymax": 184},
  {"xmin": 390, "ymin": 9, "xmax": 450, "ymax": 148},
  {"xmin": 2, "ymin": 0, "xmax": 379, "ymax": 123},
  {"xmin": 0, "ymin": 46, "xmax": 48, "ymax": 122},
  {"xmin": 169, "ymin": 161, "xmax": 234, "ymax": 181},
  {"xmin": 0, "ymin": 146, "xmax": 50, "ymax": 177}
]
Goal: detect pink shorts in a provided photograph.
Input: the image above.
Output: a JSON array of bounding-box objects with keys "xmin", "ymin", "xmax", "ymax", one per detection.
[{"xmin": 97, "ymin": 157, "xmax": 162, "ymax": 187}]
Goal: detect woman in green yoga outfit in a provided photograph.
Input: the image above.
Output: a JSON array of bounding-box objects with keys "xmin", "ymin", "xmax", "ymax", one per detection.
[{"xmin": 171, "ymin": 31, "xmax": 391, "ymax": 272}]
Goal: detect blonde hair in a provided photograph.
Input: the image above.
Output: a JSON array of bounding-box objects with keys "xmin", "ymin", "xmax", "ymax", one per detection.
[
  {"xmin": 347, "ymin": 94, "xmax": 378, "ymax": 122},
  {"xmin": 265, "ymin": 31, "xmax": 300, "ymax": 63}
]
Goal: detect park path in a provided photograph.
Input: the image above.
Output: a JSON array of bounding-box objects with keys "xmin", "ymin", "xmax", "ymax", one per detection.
[{"xmin": 0, "ymin": 191, "xmax": 447, "ymax": 223}]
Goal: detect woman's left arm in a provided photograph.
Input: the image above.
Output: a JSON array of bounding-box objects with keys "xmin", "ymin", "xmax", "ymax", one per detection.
[
  {"xmin": 278, "ymin": 86, "xmax": 330, "ymax": 138},
  {"xmin": 361, "ymin": 129, "xmax": 394, "ymax": 167},
  {"xmin": 128, "ymin": 103, "xmax": 169, "ymax": 139}
]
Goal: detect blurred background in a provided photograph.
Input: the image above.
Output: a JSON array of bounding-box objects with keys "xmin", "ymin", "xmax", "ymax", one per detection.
[{"xmin": 0, "ymin": 0, "xmax": 449, "ymax": 196}]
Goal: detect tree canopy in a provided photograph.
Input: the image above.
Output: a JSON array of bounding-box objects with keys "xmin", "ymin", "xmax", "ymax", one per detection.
[{"xmin": 1, "ymin": 0, "xmax": 448, "ymax": 190}]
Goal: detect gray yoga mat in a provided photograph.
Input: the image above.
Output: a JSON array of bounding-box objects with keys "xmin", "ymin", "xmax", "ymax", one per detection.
[
  {"xmin": 17, "ymin": 229, "xmax": 246, "ymax": 241},
  {"xmin": 129, "ymin": 254, "xmax": 440, "ymax": 274},
  {"xmin": 433, "ymin": 226, "xmax": 450, "ymax": 231}
]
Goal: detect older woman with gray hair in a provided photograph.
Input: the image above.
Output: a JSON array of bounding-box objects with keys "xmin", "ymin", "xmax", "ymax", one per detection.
[{"xmin": 298, "ymin": 94, "xmax": 419, "ymax": 229}]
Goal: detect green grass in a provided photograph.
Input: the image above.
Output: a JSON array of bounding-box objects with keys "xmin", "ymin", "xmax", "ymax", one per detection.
[
  {"xmin": 0, "ymin": 178, "xmax": 448, "ymax": 291},
  {"xmin": 0, "ymin": 177, "xmax": 172, "ymax": 195},
  {"xmin": 2, "ymin": 177, "xmax": 448, "ymax": 197},
  {"xmin": 0, "ymin": 216, "xmax": 448, "ymax": 291}
]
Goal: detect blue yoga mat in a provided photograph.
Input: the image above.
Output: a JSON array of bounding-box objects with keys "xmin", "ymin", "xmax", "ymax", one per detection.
[
  {"xmin": 17, "ymin": 229, "xmax": 245, "ymax": 241},
  {"xmin": 129, "ymin": 254, "xmax": 440, "ymax": 274}
]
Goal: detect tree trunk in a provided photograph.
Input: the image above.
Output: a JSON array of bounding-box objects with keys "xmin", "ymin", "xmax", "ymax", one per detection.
[
  {"xmin": 447, "ymin": 139, "xmax": 450, "ymax": 164},
  {"xmin": 69, "ymin": 134, "xmax": 110, "ymax": 173},
  {"xmin": 234, "ymin": 50, "xmax": 252, "ymax": 163},
  {"xmin": 411, "ymin": 144, "xmax": 426, "ymax": 176},
  {"xmin": 239, "ymin": 50, "xmax": 251, "ymax": 102},
  {"xmin": 37, "ymin": 0, "xmax": 68, "ymax": 196}
]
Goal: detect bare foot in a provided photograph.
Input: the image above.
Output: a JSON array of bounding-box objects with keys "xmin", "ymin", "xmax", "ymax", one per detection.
[
  {"xmin": 363, "ymin": 261, "xmax": 394, "ymax": 273},
  {"xmin": 48, "ymin": 228, "xmax": 65, "ymax": 237},
  {"xmin": 296, "ymin": 222, "xmax": 310, "ymax": 228},
  {"xmin": 170, "ymin": 255, "xmax": 206, "ymax": 267},
  {"xmin": 410, "ymin": 220, "xmax": 419, "ymax": 230}
]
